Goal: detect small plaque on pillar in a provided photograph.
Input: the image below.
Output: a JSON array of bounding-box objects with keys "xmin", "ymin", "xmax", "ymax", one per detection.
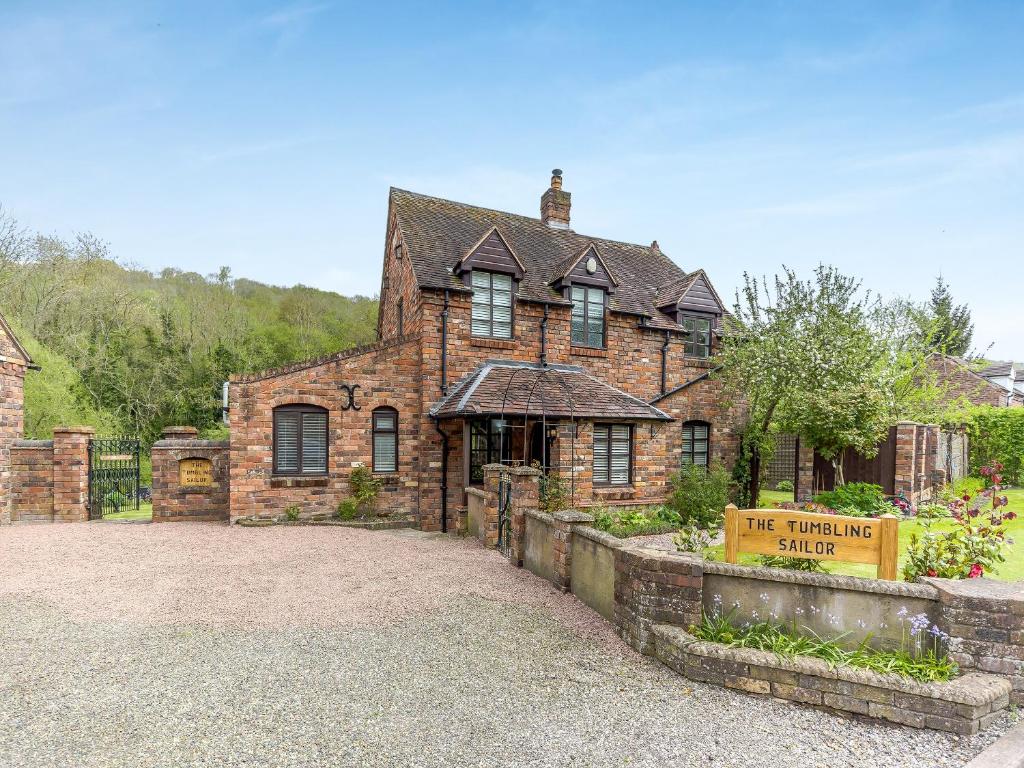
[{"xmin": 179, "ymin": 457, "xmax": 213, "ymax": 487}]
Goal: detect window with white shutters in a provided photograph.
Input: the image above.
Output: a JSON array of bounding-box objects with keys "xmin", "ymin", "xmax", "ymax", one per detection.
[
  {"xmin": 682, "ymin": 421, "xmax": 710, "ymax": 467},
  {"xmin": 273, "ymin": 405, "xmax": 328, "ymax": 475},
  {"xmin": 372, "ymin": 408, "xmax": 398, "ymax": 473},
  {"xmin": 593, "ymin": 424, "xmax": 632, "ymax": 486},
  {"xmin": 471, "ymin": 271, "xmax": 513, "ymax": 339},
  {"xmin": 571, "ymin": 285, "xmax": 606, "ymax": 348}
]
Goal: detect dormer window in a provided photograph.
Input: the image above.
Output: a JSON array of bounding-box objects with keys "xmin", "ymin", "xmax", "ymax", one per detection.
[
  {"xmin": 571, "ymin": 285, "xmax": 606, "ymax": 348},
  {"xmin": 471, "ymin": 270, "xmax": 513, "ymax": 339},
  {"xmin": 681, "ymin": 314, "xmax": 712, "ymax": 358}
]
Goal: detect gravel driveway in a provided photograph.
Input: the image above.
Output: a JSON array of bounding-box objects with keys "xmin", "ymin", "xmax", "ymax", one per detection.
[{"xmin": 0, "ymin": 523, "xmax": 1014, "ymax": 768}]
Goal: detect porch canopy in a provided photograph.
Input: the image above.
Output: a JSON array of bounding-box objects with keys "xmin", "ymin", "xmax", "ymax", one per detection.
[{"xmin": 430, "ymin": 361, "xmax": 672, "ymax": 421}]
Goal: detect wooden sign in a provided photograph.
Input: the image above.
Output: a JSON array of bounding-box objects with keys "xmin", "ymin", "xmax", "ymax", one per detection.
[
  {"xmin": 179, "ymin": 457, "xmax": 213, "ymax": 487},
  {"xmin": 724, "ymin": 505, "xmax": 899, "ymax": 580}
]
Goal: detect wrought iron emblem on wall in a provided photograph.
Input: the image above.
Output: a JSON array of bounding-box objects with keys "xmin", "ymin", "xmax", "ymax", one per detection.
[{"xmin": 339, "ymin": 384, "xmax": 362, "ymax": 411}]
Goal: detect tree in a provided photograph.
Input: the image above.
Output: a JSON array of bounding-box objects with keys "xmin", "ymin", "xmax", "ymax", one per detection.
[
  {"xmin": 923, "ymin": 276, "xmax": 973, "ymax": 356},
  {"xmin": 718, "ymin": 265, "xmax": 892, "ymax": 499}
]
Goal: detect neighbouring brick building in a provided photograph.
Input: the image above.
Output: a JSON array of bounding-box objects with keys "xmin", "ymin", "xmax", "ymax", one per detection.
[
  {"xmin": 0, "ymin": 312, "xmax": 32, "ymax": 525},
  {"xmin": 927, "ymin": 354, "xmax": 1024, "ymax": 408},
  {"xmin": 229, "ymin": 171, "xmax": 745, "ymax": 528}
]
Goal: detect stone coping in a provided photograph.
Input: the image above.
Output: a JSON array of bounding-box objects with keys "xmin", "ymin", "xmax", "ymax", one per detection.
[
  {"xmin": 572, "ymin": 524, "xmax": 629, "ymax": 549},
  {"xmin": 12, "ymin": 439, "xmax": 53, "ymax": 449},
  {"xmin": 152, "ymin": 439, "xmax": 229, "ymax": 449},
  {"xmin": 524, "ymin": 509, "xmax": 555, "ymax": 525},
  {"xmin": 922, "ymin": 576, "xmax": 1024, "ymax": 607},
  {"xmin": 703, "ymin": 560, "xmax": 939, "ymax": 599},
  {"xmin": 465, "ymin": 487, "xmax": 491, "ymax": 500},
  {"xmin": 552, "ymin": 510, "xmax": 596, "ymax": 524},
  {"xmin": 653, "ymin": 624, "xmax": 1010, "ymax": 706}
]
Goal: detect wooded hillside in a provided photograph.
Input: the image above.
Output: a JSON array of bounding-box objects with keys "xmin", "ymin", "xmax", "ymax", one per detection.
[{"xmin": 0, "ymin": 214, "xmax": 378, "ymax": 444}]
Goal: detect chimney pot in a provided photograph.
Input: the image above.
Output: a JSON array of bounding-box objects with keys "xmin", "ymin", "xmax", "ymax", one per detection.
[
  {"xmin": 651, "ymin": 240, "xmax": 660, "ymax": 251},
  {"xmin": 541, "ymin": 169, "xmax": 571, "ymax": 229}
]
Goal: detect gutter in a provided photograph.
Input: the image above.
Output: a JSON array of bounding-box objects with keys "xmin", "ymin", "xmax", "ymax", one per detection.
[{"xmin": 649, "ymin": 365, "xmax": 723, "ymax": 405}]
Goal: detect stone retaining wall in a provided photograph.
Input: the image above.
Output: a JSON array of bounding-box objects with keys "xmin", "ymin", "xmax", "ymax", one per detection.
[
  {"xmin": 653, "ymin": 625, "xmax": 1010, "ymax": 736},
  {"xmin": 151, "ymin": 427, "xmax": 229, "ymax": 522},
  {"xmin": 507, "ymin": 511, "xmax": 1022, "ymax": 731},
  {"xmin": 703, "ymin": 561, "xmax": 940, "ymax": 651}
]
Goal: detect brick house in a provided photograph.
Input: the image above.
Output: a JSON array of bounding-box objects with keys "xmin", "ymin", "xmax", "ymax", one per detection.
[
  {"xmin": 927, "ymin": 354, "xmax": 1024, "ymax": 408},
  {"xmin": 0, "ymin": 312, "xmax": 32, "ymax": 525},
  {"xmin": 228, "ymin": 171, "xmax": 745, "ymax": 529}
]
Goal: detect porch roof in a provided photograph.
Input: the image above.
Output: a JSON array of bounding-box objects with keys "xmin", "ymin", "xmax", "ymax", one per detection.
[{"xmin": 430, "ymin": 361, "xmax": 672, "ymax": 421}]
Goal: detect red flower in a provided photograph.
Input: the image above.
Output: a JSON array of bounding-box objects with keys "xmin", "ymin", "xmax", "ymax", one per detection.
[
  {"xmin": 968, "ymin": 507, "xmax": 981, "ymax": 518},
  {"xmin": 927, "ymin": 569, "xmax": 938, "ymax": 577},
  {"xmin": 1005, "ymin": 511, "xmax": 1018, "ymax": 521},
  {"xmin": 968, "ymin": 563, "xmax": 984, "ymax": 578}
]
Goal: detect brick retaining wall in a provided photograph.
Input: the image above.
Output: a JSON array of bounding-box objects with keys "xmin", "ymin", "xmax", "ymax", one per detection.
[
  {"xmin": 8, "ymin": 427, "xmax": 94, "ymax": 523},
  {"xmin": 10, "ymin": 440, "xmax": 54, "ymax": 522}
]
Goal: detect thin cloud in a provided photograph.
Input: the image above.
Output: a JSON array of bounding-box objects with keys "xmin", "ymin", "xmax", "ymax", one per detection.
[{"xmin": 258, "ymin": 2, "xmax": 332, "ymax": 29}]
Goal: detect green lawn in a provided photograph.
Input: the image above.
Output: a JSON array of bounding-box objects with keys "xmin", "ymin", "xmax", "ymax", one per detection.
[
  {"xmin": 716, "ymin": 487, "xmax": 1024, "ymax": 582},
  {"xmin": 101, "ymin": 501, "xmax": 153, "ymax": 521}
]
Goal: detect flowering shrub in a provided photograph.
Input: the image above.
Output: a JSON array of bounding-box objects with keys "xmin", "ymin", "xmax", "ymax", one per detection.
[
  {"xmin": 903, "ymin": 462, "xmax": 1016, "ymax": 581},
  {"xmin": 692, "ymin": 599, "xmax": 957, "ymax": 683}
]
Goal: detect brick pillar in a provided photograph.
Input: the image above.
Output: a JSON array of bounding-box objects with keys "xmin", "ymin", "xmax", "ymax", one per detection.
[
  {"xmin": 550, "ymin": 509, "xmax": 595, "ymax": 591},
  {"xmin": 795, "ymin": 438, "xmax": 815, "ymax": 501},
  {"xmin": 894, "ymin": 422, "xmax": 918, "ymax": 502},
  {"xmin": 52, "ymin": 426, "xmax": 95, "ymax": 522},
  {"xmin": 507, "ymin": 465, "xmax": 541, "ymax": 566}
]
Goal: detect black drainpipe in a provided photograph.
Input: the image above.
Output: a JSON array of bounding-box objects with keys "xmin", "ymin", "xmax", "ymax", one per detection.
[
  {"xmin": 433, "ymin": 416, "xmax": 449, "ymax": 533},
  {"xmin": 661, "ymin": 330, "xmax": 671, "ymax": 396},
  {"xmin": 440, "ymin": 289, "xmax": 450, "ymax": 395},
  {"xmin": 540, "ymin": 304, "xmax": 549, "ymax": 367}
]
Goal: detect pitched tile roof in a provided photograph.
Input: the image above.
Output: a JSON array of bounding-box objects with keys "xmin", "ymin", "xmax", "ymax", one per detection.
[
  {"xmin": 390, "ymin": 187, "xmax": 699, "ymax": 329},
  {"xmin": 430, "ymin": 361, "xmax": 672, "ymax": 421},
  {"xmin": 980, "ymin": 361, "xmax": 1016, "ymax": 378}
]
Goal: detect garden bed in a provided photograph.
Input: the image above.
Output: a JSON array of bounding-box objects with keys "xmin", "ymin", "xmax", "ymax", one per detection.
[{"xmin": 652, "ymin": 624, "xmax": 1012, "ymax": 735}]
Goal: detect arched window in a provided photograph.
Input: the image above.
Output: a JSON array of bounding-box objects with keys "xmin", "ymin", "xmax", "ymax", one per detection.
[
  {"xmin": 372, "ymin": 407, "xmax": 398, "ymax": 473},
  {"xmin": 273, "ymin": 405, "xmax": 328, "ymax": 475},
  {"xmin": 681, "ymin": 421, "xmax": 710, "ymax": 467}
]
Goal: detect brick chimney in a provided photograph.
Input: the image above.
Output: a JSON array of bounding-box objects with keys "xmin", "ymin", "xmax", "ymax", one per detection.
[{"xmin": 540, "ymin": 169, "xmax": 571, "ymax": 229}]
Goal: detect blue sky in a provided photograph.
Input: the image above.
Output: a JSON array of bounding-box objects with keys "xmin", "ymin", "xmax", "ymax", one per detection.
[{"xmin": 2, "ymin": 1, "xmax": 1022, "ymax": 358}]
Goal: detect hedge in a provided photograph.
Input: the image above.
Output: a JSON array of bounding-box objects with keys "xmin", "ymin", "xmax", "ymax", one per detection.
[{"xmin": 965, "ymin": 406, "xmax": 1024, "ymax": 484}]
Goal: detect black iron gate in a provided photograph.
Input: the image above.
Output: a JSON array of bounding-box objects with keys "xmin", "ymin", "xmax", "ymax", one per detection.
[
  {"xmin": 88, "ymin": 437, "xmax": 141, "ymax": 519},
  {"xmin": 496, "ymin": 469, "xmax": 513, "ymax": 557}
]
